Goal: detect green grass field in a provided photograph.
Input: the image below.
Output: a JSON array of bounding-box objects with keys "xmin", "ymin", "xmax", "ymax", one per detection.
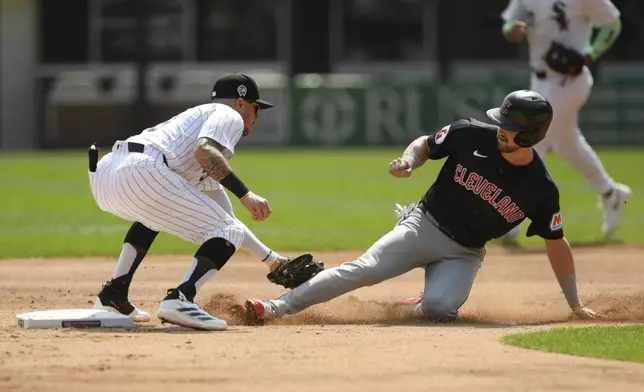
[
  {"xmin": 0, "ymin": 147, "xmax": 642, "ymax": 258},
  {"xmin": 501, "ymin": 325, "xmax": 644, "ymax": 363}
]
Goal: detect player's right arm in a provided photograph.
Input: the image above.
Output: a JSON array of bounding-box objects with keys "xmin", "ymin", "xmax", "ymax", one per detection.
[
  {"xmin": 194, "ymin": 105, "xmax": 273, "ymax": 222},
  {"xmin": 501, "ymin": 0, "xmax": 528, "ymax": 43},
  {"xmin": 194, "ymin": 137, "xmax": 271, "ymax": 222},
  {"xmin": 389, "ymin": 119, "xmax": 470, "ymax": 178},
  {"xmin": 388, "ymin": 136, "xmax": 430, "ymax": 178}
]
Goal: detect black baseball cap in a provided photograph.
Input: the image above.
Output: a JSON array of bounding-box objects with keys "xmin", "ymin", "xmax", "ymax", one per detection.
[{"xmin": 210, "ymin": 73, "xmax": 274, "ymax": 109}]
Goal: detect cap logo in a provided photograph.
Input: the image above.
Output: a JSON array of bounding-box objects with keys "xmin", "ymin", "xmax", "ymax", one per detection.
[
  {"xmin": 501, "ymin": 101, "xmax": 512, "ymax": 115},
  {"xmin": 237, "ymin": 84, "xmax": 247, "ymax": 97},
  {"xmin": 501, "ymin": 100, "xmax": 512, "ymax": 115}
]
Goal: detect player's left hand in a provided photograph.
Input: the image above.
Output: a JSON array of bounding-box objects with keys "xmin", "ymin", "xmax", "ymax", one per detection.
[
  {"xmin": 388, "ymin": 158, "xmax": 413, "ymax": 178},
  {"xmin": 394, "ymin": 203, "xmax": 416, "ymax": 221},
  {"xmin": 506, "ymin": 21, "xmax": 527, "ymax": 43},
  {"xmin": 240, "ymin": 191, "xmax": 272, "ymax": 221},
  {"xmin": 266, "ymin": 254, "xmax": 325, "ymax": 290},
  {"xmin": 571, "ymin": 303, "xmax": 604, "ymax": 320}
]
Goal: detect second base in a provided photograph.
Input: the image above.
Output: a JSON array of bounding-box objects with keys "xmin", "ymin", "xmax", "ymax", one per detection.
[{"xmin": 16, "ymin": 309, "xmax": 134, "ymax": 329}]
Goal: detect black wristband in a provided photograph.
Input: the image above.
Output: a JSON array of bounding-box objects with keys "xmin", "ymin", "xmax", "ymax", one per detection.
[{"xmin": 220, "ymin": 171, "xmax": 250, "ymax": 199}]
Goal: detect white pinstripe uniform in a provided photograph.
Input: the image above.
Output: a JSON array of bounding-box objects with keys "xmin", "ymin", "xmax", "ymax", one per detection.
[
  {"xmin": 502, "ymin": 0, "xmax": 619, "ymax": 193},
  {"xmin": 501, "ymin": 0, "xmax": 631, "ymax": 240},
  {"xmin": 89, "ymin": 103, "xmax": 246, "ymax": 248}
]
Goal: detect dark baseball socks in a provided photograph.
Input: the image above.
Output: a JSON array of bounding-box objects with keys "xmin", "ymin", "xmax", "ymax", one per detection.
[
  {"xmin": 165, "ymin": 237, "xmax": 236, "ymax": 303},
  {"xmin": 106, "ymin": 224, "xmax": 236, "ymax": 304},
  {"xmin": 105, "ymin": 222, "xmax": 158, "ymax": 298}
]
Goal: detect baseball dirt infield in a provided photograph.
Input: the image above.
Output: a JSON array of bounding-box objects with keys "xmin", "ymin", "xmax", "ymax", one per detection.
[{"xmin": 1, "ymin": 246, "xmax": 643, "ymax": 392}]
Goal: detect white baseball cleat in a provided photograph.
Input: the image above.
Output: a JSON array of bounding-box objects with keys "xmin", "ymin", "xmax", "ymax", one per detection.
[
  {"xmin": 156, "ymin": 289, "xmax": 227, "ymax": 331},
  {"xmin": 600, "ymin": 183, "xmax": 632, "ymax": 238},
  {"xmin": 94, "ymin": 281, "xmax": 151, "ymax": 322}
]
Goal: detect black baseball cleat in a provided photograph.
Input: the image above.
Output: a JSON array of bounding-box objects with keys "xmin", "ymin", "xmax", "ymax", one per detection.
[{"xmin": 94, "ymin": 280, "xmax": 151, "ymax": 322}]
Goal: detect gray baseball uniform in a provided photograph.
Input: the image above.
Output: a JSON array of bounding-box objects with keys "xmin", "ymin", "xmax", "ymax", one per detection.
[
  {"xmin": 264, "ymin": 118, "xmax": 563, "ymax": 321},
  {"xmin": 267, "ymin": 206, "xmax": 485, "ymax": 320}
]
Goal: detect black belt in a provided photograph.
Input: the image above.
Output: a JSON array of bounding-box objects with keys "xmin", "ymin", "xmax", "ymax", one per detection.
[
  {"xmin": 125, "ymin": 142, "xmax": 145, "ymax": 153},
  {"xmin": 122, "ymin": 142, "xmax": 168, "ymax": 165},
  {"xmin": 533, "ymin": 69, "xmax": 572, "ymax": 86},
  {"xmin": 417, "ymin": 203, "xmax": 460, "ymax": 242},
  {"xmin": 87, "ymin": 142, "xmax": 167, "ymax": 173},
  {"xmin": 417, "ymin": 203, "xmax": 483, "ymax": 248}
]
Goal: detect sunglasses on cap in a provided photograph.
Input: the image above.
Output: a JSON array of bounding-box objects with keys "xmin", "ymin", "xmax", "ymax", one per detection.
[{"xmin": 246, "ymin": 100, "xmax": 260, "ymax": 115}]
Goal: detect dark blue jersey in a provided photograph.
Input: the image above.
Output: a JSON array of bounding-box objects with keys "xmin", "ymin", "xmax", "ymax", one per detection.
[{"xmin": 420, "ymin": 118, "xmax": 563, "ymax": 248}]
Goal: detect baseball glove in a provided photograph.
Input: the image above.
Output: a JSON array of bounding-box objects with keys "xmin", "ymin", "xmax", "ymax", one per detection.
[
  {"xmin": 543, "ymin": 41, "xmax": 586, "ymax": 76},
  {"xmin": 394, "ymin": 202, "xmax": 416, "ymax": 225},
  {"xmin": 267, "ymin": 254, "xmax": 325, "ymax": 289}
]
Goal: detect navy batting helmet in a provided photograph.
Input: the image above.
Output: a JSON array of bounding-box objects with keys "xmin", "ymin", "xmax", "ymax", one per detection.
[{"xmin": 486, "ymin": 90, "xmax": 553, "ymax": 148}]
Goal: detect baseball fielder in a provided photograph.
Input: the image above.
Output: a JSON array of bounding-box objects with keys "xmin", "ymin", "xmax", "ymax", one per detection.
[
  {"xmin": 499, "ymin": 0, "xmax": 631, "ymax": 245},
  {"xmin": 245, "ymin": 91, "xmax": 601, "ymax": 324},
  {"xmin": 89, "ymin": 73, "xmax": 294, "ymax": 331}
]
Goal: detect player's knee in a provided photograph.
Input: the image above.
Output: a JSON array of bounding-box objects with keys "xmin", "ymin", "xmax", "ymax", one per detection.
[
  {"xmin": 203, "ymin": 225, "xmax": 244, "ymax": 250},
  {"xmin": 196, "ymin": 237, "xmax": 237, "ymax": 270},
  {"xmin": 124, "ymin": 222, "xmax": 158, "ymax": 250},
  {"xmin": 421, "ymin": 294, "xmax": 459, "ymax": 322}
]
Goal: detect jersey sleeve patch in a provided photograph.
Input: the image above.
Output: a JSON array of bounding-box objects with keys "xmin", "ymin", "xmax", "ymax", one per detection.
[
  {"xmin": 549, "ymin": 211, "xmax": 563, "ymax": 231},
  {"xmin": 434, "ymin": 125, "xmax": 451, "ymax": 145}
]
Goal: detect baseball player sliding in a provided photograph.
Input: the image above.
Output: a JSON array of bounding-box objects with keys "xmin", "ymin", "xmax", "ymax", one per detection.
[
  {"xmin": 245, "ymin": 90, "xmax": 601, "ymax": 324},
  {"xmin": 499, "ymin": 0, "xmax": 631, "ymax": 245},
  {"xmin": 88, "ymin": 73, "xmax": 305, "ymax": 331}
]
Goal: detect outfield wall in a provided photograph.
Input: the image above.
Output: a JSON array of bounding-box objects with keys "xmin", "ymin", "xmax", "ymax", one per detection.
[
  {"xmin": 42, "ymin": 64, "xmax": 644, "ymax": 149},
  {"xmin": 3, "ymin": 1, "xmax": 644, "ymax": 150}
]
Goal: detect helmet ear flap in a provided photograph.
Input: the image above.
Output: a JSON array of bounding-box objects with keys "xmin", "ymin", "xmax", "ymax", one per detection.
[
  {"xmin": 514, "ymin": 132, "xmax": 533, "ymax": 148},
  {"xmin": 513, "ymin": 127, "xmax": 547, "ymax": 148}
]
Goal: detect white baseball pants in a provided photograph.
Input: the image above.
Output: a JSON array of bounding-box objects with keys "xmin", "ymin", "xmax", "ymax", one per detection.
[
  {"xmin": 531, "ymin": 67, "xmax": 615, "ymax": 195},
  {"xmin": 88, "ymin": 141, "xmax": 244, "ymax": 248}
]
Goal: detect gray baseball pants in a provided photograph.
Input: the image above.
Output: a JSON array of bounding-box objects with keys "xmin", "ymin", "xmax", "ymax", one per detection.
[{"xmin": 267, "ymin": 207, "xmax": 486, "ymax": 320}]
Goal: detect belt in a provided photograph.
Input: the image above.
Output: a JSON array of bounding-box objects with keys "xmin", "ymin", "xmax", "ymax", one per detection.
[
  {"xmin": 124, "ymin": 142, "xmax": 145, "ymax": 153},
  {"xmin": 417, "ymin": 202, "xmax": 483, "ymax": 248},
  {"xmin": 120, "ymin": 142, "xmax": 168, "ymax": 165},
  {"xmin": 533, "ymin": 69, "xmax": 572, "ymax": 86},
  {"xmin": 417, "ymin": 203, "xmax": 459, "ymax": 241},
  {"xmin": 87, "ymin": 142, "xmax": 167, "ymax": 173},
  {"xmin": 113, "ymin": 141, "xmax": 144, "ymax": 153}
]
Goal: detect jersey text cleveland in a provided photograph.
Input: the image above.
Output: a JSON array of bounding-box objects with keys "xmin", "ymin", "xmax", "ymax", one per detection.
[{"xmin": 454, "ymin": 164, "xmax": 525, "ymax": 223}]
